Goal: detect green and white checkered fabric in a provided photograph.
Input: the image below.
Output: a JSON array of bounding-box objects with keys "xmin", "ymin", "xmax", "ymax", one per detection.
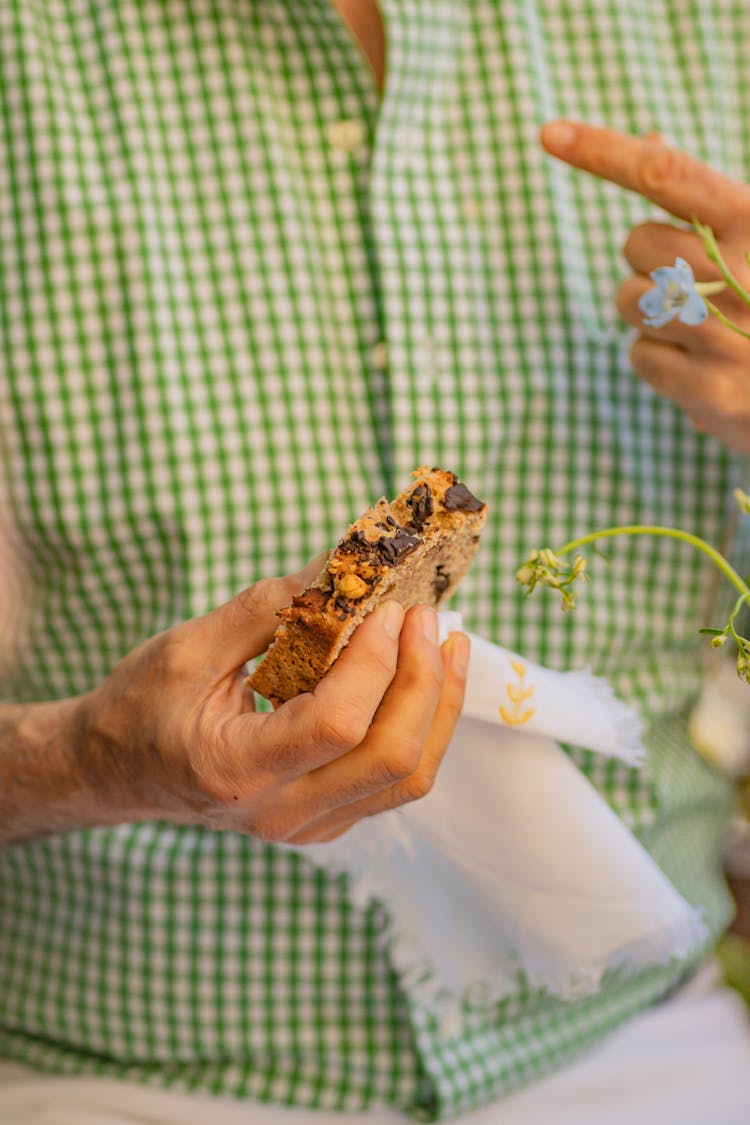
[{"xmin": 0, "ymin": 0, "xmax": 747, "ymax": 1118}]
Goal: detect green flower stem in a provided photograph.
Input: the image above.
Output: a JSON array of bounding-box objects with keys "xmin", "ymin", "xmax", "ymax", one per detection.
[
  {"xmin": 556, "ymin": 524, "xmax": 749, "ymax": 598},
  {"xmin": 695, "ymin": 219, "xmax": 750, "ymax": 307},
  {"xmin": 705, "ymin": 299, "xmax": 750, "ymax": 342},
  {"xmin": 728, "ymin": 592, "xmax": 750, "ymax": 643}
]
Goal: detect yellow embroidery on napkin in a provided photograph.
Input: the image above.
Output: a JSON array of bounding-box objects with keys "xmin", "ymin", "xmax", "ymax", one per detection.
[{"xmin": 499, "ymin": 659, "xmax": 536, "ymax": 726}]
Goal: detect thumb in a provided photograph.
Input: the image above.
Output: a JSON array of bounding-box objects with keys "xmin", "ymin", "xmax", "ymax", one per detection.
[{"xmin": 191, "ymin": 552, "xmax": 328, "ymax": 672}]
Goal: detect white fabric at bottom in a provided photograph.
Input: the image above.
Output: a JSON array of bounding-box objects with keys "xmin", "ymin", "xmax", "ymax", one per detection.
[
  {"xmin": 1, "ymin": 967, "xmax": 749, "ymax": 1125},
  {"xmin": 297, "ymin": 619, "xmax": 703, "ymax": 1023}
]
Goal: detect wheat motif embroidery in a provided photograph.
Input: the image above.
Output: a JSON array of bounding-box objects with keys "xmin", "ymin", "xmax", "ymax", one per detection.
[{"xmin": 498, "ymin": 659, "xmax": 536, "ymax": 726}]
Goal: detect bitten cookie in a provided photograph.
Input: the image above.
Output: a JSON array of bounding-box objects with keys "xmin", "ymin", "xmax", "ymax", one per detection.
[{"xmin": 247, "ymin": 467, "xmax": 487, "ymax": 707}]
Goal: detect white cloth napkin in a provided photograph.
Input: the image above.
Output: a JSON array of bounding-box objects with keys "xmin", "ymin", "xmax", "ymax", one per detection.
[
  {"xmin": 436, "ymin": 612, "xmax": 645, "ymax": 765},
  {"xmin": 294, "ymin": 613, "xmax": 706, "ymax": 1028}
]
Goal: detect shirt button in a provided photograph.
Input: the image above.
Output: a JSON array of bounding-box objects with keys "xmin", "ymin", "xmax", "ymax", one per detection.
[
  {"xmin": 369, "ymin": 341, "xmax": 389, "ymax": 370},
  {"xmin": 326, "ymin": 118, "xmax": 367, "ymax": 153}
]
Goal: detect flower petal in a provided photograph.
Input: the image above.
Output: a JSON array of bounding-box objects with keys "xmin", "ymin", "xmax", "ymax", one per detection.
[
  {"xmin": 639, "ymin": 287, "xmax": 677, "ymax": 327},
  {"xmin": 644, "ymin": 308, "xmax": 679, "ymax": 328},
  {"xmin": 674, "ymin": 257, "xmax": 697, "ymax": 285},
  {"xmin": 649, "ymin": 266, "xmax": 679, "ymax": 289},
  {"xmin": 639, "ymin": 288, "xmax": 666, "ymax": 315},
  {"xmin": 679, "ymin": 289, "xmax": 709, "ymax": 325}
]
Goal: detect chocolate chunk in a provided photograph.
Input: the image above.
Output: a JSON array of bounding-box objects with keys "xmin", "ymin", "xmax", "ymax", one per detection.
[
  {"xmin": 406, "ymin": 483, "xmax": 434, "ymax": 530},
  {"xmin": 443, "ymin": 482, "xmax": 485, "ymax": 513},
  {"xmin": 378, "ymin": 528, "xmax": 420, "ymax": 565},
  {"xmin": 433, "ymin": 565, "xmax": 450, "ymax": 596},
  {"xmin": 340, "ymin": 528, "xmax": 374, "ymax": 559}
]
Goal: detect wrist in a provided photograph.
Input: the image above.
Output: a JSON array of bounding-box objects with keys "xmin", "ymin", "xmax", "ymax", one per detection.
[
  {"xmin": 1, "ymin": 693, "xmax": 152, "ymax": 846},
  {"xmin": 0, "ymin": 695, "xmax": 138, "ymax": 845},
  {"xmin": 72, "ymin": 687, "xmax": 157, "ymax": 826}
]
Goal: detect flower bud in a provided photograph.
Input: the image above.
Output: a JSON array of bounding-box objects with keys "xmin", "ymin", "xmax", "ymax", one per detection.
[
  {"xmin": 538, "ymin": 548, "xmax": 562, "ymax": 571},
  {"xmin": 515, "ymin": 563, "xmax": 534, "ymax": 586},
  {"xmin": 571, "ymin": 556, "xmax": 587, "ymax": 578}
]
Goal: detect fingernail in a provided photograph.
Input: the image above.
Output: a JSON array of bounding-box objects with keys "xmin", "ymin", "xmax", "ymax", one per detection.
[
  {"xmin": 379, "ymin": 601, "xmax": 404, "ymax": 638},
  {"xmin": 448, "ymin": 632, "xmax": 470, "ymax": 677},
  {"xmin": 420, "ymin": 606, "xmax": 439, "ymax": 643},
  {"xmin": 542, "ymin": 119, "xmax": 577, "ymax": 152}
]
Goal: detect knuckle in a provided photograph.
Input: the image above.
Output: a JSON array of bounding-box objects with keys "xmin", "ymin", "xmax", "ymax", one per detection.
[
  {"xmin": 399, "ymin": 768, "xmax": 436, "ymax": 804},
  {"xmin": 399, "ymin": 649, "xmax": 444, "ymax": 697},
  {"xmin": 245, "ymin": 814, "xmax": 294, "ymax": 843},
  {"xmin": 637, "ymin": 146, "xmax": 684, "ymax": 195},
  {"xmin": 317, "ymin": 705, "xmax": 370, "ymax": 752},
  {"xmin": 153, "ymin": 631, "xmax": 193, "ymax": 681},
  {"xmin": 378, "ymin": 738, "xmax": 423, "ymax": 784},
  {"xmin": 710, "ymin": 374, "xmax": 744, "ymax": 418}
]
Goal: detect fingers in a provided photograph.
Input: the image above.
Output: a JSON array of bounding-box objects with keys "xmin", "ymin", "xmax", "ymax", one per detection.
[
  {"xmin": 297, "ymin": 607, "xmax": 447, "ymax": 802},
  {"xmin": 225, "ymin": 606, "xmax": 470, "ymax": 844},
  {"xmin": 246, "ymin": 600, "xmax": 406, "ymax": 775},
  {"xmin": 540, "ymin": 120, "xmax": 750, "ymax": 236},
  {"xmin": 628, "ymin": 337, "xmax": 750, "ymax": 448},
  {"xmin": 616, "ymin": 275, "xmax": 709, "ymax": 345},
  {"xmin": 620, "ymin": 268, "xmax": 750, "ymax": 452},
  {"xmin": 219, "ymin": 609, "xmax": 470, "ymax": 844},
  {"xmin": 629, "ymin": 336, "xmax": 700, "ymax": 406},
  {"xmin": 618, "ymin": 272, "xmax": 750, "ymax": 348},
  {"xmin": 539, "ymin": 118, "xmax": 750, "ymax": 430},
  {"xmin": 622, "ymin": 222, "xmax": 716, "ymax": 278},
  {"xmin": 159, "ymin": 598, "xmax": 415, "ymax": 840},
  {"xmin": 285, "ymin": 626, "xmax": 470, "ymax": 843}
]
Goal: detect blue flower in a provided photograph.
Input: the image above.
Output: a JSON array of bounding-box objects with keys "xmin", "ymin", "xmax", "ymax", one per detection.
[{"xmin": 638, "ymin": 258, "xmax": 708, "ymax": 328}]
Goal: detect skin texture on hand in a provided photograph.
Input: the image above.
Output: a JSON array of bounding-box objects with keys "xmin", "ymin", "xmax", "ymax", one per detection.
[
  {"xmin": 1, "ymin": 555, "xmax": 469, "ymax": 847},
  {"xmin": 541, "ymin": 120, "xmax": 750, "ymax": 453}
]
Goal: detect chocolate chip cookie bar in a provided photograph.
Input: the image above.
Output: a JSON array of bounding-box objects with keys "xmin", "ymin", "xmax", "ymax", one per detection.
[{"xmin": 246, "ymin": 467, "xmax": 487, "ymax": 707}]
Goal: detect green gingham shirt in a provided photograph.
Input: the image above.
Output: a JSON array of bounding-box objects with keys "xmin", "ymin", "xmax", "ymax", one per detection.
[{"xmin": 0, "ymin": 0, "xmax": 748, "ymax": 1118}]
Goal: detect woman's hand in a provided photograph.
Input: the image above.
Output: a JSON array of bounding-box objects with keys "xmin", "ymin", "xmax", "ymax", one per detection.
[{"xmin": 541, "ymin": 119, "xmax": 750, "ymax": 452}]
